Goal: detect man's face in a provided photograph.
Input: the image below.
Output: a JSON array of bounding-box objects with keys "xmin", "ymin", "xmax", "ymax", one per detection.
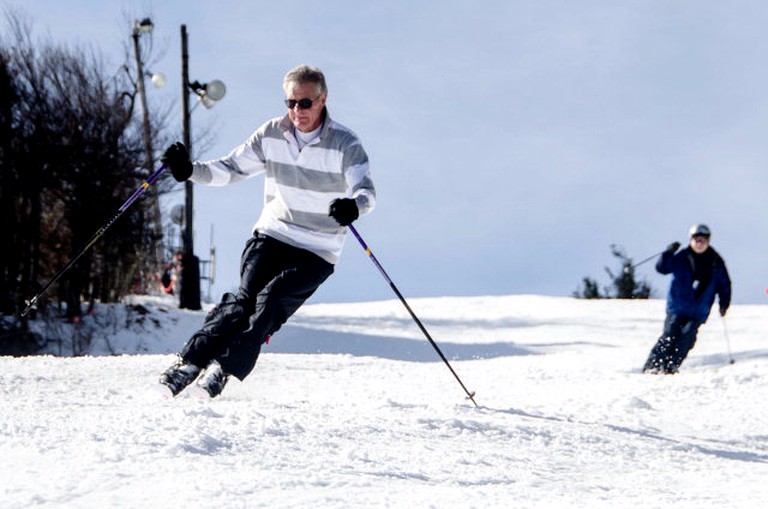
[
  {"xmin": 284, "ymin": 81, "xmax": 326, "ymax": 133},
  {"xmin": 690, "ymin": 235, "xmax": 710, "ymax": 254}
]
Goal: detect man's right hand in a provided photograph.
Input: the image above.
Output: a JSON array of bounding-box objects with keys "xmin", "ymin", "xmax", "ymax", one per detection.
[
  {"xmin": 161, "ymin": 142, "xmax": 193, "ymax": 182},
  {"xmin": 666, "ymin": 241, "xmax": 681, "ymax": 253}
]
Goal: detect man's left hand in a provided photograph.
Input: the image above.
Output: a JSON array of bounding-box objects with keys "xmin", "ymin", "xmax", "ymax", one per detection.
[{"xmin": 328, "ymin": 198, "xmax": 359, "ymax": 226}]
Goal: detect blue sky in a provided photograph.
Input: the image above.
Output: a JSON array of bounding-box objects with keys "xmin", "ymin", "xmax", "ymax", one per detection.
[{"xmin": 5, "ymin": 0, "xmax": 768, "ymax": 305}]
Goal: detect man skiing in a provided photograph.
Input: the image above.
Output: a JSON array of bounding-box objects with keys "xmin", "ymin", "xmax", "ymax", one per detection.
[
  {"xmin": 642, "ymin": 224, "xmax": 731, "ymax": 374},
  {"xmin": 159, "ymin": 65, "xmax": 375, "ymax": 397}
]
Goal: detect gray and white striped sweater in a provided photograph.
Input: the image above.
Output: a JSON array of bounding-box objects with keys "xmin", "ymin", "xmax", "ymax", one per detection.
[{"xmin": 190, "ymin": 111, "xmax": 375, "ymax": 264}]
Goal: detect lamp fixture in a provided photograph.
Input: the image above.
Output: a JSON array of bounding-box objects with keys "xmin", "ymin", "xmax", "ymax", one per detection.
[
  {"xmin": 189, "ymin": 79, "xmax": 227, "ymax": 108},
  {"xmin": 133, "ymin": 18, "xmax": 154, "ymax": 36}
]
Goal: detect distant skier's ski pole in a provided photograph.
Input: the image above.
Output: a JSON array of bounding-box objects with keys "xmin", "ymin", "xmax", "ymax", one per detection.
[
  {"xmin": 21, "ymin": 164, "xmax": 168, "ymax": 317},
  {"xmin": 348, "ymin": 224, "xmax": 478, "ymax": 408},
  {"xmin": 623, "ymin": 249, "xmax": 666, "ymax": 274},
  {"xmin": 722, "ymin": 316, "xmax": 735, "ymax": 365}
]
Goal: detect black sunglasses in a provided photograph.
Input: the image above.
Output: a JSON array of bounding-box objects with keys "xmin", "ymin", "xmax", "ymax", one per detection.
[{"xmin": 284, "ymin": 95, "xmax": 321, "ymax": 110}]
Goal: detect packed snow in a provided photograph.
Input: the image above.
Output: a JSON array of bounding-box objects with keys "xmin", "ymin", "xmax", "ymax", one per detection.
[{"xmin": 2, "ymin": 294, "xmax": 767, "ymax": 508}]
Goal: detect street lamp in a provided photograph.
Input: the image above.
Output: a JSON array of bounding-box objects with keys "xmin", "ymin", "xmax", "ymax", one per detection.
[
  {"xmin": 179, "ymin": 24, "xmax": 226, "ymax": 310},
  {"xmin": 131, "ymin": 18, "xmax": 156, "ymax": 171},
  {"xmin": 131, "ymin": 18, "xmax": 167, "ymax": 293}
]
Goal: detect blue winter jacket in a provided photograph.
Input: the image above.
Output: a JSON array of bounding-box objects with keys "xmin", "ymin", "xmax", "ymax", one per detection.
[{"xmin": 656, "ymin": 246, "xmax": 731, "ymax": 322}]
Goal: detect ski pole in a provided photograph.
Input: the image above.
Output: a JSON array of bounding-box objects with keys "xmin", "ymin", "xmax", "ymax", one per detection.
[
  {"xmin": 348, "ymin": 224, "xmax": 478, "ymax": 408},
  {"xmin": 21, "ymin": 164, "xmax": 168, "ymax": 317},
  {"xmin": 721, "ymin": 316, "xmax": 735, "ymax": 365},
  {"xmin": 623, "ymin": 249, "xmax": 666, "ymax": 274}
]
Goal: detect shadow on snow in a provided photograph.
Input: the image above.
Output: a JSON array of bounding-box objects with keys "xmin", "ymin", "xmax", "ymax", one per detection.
[{"xmin": 268, "ymin": 324, "xmax": 570, "ymax": 362}]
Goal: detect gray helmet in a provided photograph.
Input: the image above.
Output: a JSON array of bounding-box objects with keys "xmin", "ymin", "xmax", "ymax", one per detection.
[{"xmin": 688, "ymin": 224, "xmax": 711, "ymax": 237}]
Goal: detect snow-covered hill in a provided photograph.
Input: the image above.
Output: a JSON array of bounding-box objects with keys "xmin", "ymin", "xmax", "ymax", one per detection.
[{"xmin": 2, "ymin": 295, "xmax": 767, "ymax": 508}]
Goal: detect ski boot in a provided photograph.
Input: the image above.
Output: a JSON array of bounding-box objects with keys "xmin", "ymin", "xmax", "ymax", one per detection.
[
  {"xmin": 196, "ymin": 360, "xmax": 229, "ymax": 398},
  {"xmin": 159, "ymin": 359, "xmax": 201, "ymax": 396}
]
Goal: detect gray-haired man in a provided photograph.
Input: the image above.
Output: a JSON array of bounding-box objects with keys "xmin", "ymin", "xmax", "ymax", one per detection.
[{"xmin": 159, "ymin": 65, "xmax": 375, "ymax": 397}]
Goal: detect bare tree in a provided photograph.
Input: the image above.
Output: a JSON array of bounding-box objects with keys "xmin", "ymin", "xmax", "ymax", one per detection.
[{"xmin": 1, "ymin": 11, "xmax": 172, "ymax": 353}]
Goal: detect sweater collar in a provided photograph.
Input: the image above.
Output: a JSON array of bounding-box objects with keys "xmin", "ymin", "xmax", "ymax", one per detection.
[{"xmin": 279, "ymin": 107, "xmax": 331, "ymax": 138}]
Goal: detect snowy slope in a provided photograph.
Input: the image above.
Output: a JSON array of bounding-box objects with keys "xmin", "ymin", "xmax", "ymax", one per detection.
[{"xmin": 2, "ymin": 295, "xmax": 767, "ymax": 508}]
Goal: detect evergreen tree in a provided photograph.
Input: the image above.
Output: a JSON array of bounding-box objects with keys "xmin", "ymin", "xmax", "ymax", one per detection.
[
  {"xmin": 574, "ymin": 245, "xmax": 653, "ymax": 300},
  {"xmin": 604, "ymin": 245, "xmax": 652, "ymax": 299}
]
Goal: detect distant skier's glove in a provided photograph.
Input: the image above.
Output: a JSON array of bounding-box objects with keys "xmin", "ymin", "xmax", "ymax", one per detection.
[
  {"xmin": 720, "ymin": 306, "xmax": 728, "ymax": 317},
  {"xmin": 666, "ymin": 241, "xmax": 681, "ymax": 254},
  {"xmin": 328, "ymin": 198, "xmax": 359, "ymax": 226},
  {"xmin": 162, "ymin": 142, "xmax": 193, "ymax": 182}
]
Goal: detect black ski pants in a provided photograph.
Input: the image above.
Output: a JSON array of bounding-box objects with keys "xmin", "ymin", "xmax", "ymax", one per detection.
[
  {"xmin": 180, "ymin": 233, "xmax": 334, "ymax": 380},
  {"xmin": 642, "ymin": 313, "xmax": 704, "ymax": 374}
]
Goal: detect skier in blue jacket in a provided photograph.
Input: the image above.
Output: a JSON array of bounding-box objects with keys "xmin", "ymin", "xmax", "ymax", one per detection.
[{"xmin": 642, "ymin": 224, "xmax": 731, "ymax": 374}]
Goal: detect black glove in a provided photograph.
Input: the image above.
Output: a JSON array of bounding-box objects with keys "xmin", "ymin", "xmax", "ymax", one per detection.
[
  {"xmin": 666, "ymin": 241, "xmax": 681, "ymax": 253},
  {"xmin": 161, "ymin": 142, "xmax": 193, "ymax": 182},
  {"xmin": 720, "ymin": 306, "xmax": 728, "ymax": 317},
  {"xmin": 328, "ymin": 198, "xmax": 359, "ymax": 226}
]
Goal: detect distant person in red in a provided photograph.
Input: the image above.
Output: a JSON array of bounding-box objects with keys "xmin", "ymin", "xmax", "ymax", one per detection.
[
  {"xmin": 642, "ymin": 224, "xmax": 731, "ymax": 374},
  {"xmin": 160, "ymin": 251, "xmax": 183, "ymax": 295}
]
